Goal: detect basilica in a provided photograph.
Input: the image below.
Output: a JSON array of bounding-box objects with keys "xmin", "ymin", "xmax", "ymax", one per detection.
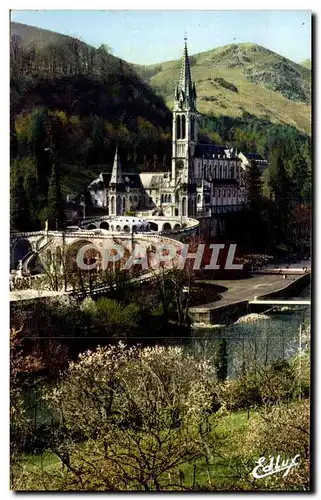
[{"xmin": 88, "ymin": 41, "xmax": 262, "ymax": 218}]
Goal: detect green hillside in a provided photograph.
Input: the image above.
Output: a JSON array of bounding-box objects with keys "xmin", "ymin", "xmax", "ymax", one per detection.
[
  {"xmin": 136, "ymin": 43, "xmax": 311, "ymax": 135},
  {"xmin": 299, "ymin": 58, "xmax": 311, "ymax": 70},
  {"xmin": 11, "ymin": 21, "xmax": 85, "ymax": 49}
]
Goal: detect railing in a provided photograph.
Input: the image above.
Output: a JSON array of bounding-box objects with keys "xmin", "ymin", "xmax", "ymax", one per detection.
[{"xmin": 78, "ymin": 214, "xmax": 200, "ymax": 232}]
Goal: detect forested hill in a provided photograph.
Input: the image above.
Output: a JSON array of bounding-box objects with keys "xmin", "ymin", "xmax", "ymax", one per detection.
[{"xmin": 10, "ymin": 22, "xmax": 173, "ymax": 172}]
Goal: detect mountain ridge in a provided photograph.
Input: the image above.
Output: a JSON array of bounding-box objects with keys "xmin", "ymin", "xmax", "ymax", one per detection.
[
  {"xmin": 10, "ymin": 22, "xmax": 311, "ymax": 135},
  {"xmin": 135, "ymin": 42, "xmax": 311, "ymax": 134}
]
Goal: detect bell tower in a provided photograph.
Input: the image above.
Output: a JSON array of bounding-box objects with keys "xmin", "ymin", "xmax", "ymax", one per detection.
[{"xmin": 171, "ymin": 38, "xmax": 198, "ymax": 185}]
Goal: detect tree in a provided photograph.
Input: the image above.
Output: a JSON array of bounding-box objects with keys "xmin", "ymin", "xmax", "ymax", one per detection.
[
  {"xmin": 21, "ymin": 157, "xmax": 42, "ymax": 230},
  {"xmin": 238, "ymin": 400, "xmax": 310, "ymax": 491},
  {"xmin": 39, "ymin": 343, "xmax": 217, "ymax": 491},
  {"xmin": 268, "ymin": 151, "xmax": 293, "ymax": 245},
  {"xmin": 46, "ymin": 164, "xmax": 65, "ymax": 230},
  {"xmin": 10, "ymin": 165, "xmax": 31, "ymax": 231},
  {"xmin": 215, "ymin": 339, "xmax": 228, "ymax": 381},
  {"xmin": 246, "ymin": 160, "xmax": 262, "ymax": 210}
]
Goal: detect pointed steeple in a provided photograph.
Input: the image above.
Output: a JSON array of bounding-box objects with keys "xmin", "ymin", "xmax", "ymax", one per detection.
[
  {"xmin": 174, "ymin": 38, "xmax": 196, "ymax": 111},
  {"xmin": 178, "ymin": 39, "xmax": 193, "ymax": 97},
  {"xmin": 109, "ymin": 146, "xmax": 123, "ymax": 185}
]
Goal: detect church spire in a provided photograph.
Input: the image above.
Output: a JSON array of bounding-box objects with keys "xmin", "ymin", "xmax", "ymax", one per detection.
[
  {"xmin": 110, "ymin": 145, "xmax": 123, "ymax": 185},
  {"xmin": 174, "ymin": 38, "xmax": 196, "ymax": 111},
  {"xmin": 178, "ymin": 38, "xmax": 192, "ymax": 97}
]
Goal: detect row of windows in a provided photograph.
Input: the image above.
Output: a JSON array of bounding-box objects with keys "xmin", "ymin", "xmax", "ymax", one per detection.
[
  {"xmin": 196, "ymin": 189, "xmax": 238, "ymax": 203},
  {"xmin": 161, "ymin": 194, "xmax": 172, "ymax": 203},
  {"xmin": 212, "ymin": 205, "xmax": 243, "ymax": 214},
  {"xmin": 107, "ymin": 195, "xmax": 138, "ymax": 204},
  {"xmin": 215, "ymin": 188, "xmax": 237, "ymax": 198},
  {"xmin": 195, "ymin": 163, "xmax": 237, "ymax": 179}
]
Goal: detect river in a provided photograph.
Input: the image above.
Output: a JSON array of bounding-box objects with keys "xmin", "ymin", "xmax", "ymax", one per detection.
[{"xmin": 189, "ymin": 285, "xmax": 311, "ymax": 378}]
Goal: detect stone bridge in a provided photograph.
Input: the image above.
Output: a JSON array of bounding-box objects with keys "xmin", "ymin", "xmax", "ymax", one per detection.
[
  {"xmin": 10, "ymin": 214, "xmax": 199, "ymax": 279},
  {"xmin": 10, "ymin": 229, "xmax": 186, "ymax": 276}
]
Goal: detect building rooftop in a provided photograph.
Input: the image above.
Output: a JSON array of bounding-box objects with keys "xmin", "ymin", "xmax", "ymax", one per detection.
[
  {"xmin": 240, "ymin": 152, "xmax": 268, "ymax": 162},
  {"xmin": 89, "ymin": 173, "xmax": 144, "ymax": 192},
  {"xmin": 194, "ymin": 143, "xmax": 238, "ymax": 159}
]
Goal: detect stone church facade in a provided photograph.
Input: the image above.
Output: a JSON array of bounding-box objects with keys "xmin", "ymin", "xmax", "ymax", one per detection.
[{"xmin": 88, "ymin": 41, "xmax": 258, "ymax": 218}]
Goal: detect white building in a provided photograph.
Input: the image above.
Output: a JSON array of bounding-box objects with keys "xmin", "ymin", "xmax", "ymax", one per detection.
[{"xmin": 88, "ymin": 40, "xmax": 265, "ymax": 218}]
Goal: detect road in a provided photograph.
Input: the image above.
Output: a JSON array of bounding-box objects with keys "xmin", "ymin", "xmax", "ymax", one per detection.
[{"xmin": 191, "ymin": 273, "xmax": 309, "ymax": 311}]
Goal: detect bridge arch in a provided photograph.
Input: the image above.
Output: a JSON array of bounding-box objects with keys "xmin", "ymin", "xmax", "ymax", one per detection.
[
  {"xmin": 65, "ymin": 239, "xmax": 101, "ymax": 273},
  {"xmin": 11, "ymin": 238, "xmax": 32, "ymax": 269},
  {"xmin": 162, "ymin": 222, "xmax": 172, "ymax": 233},
  {"xmin": 100, "ymin": 221, "xmax": 109, "ymax": 230},
  {"xmin": 148, "ymin": 221, "xmax": 158, "ymax": 232}
]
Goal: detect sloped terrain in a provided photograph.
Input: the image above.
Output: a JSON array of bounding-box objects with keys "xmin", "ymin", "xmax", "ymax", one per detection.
[{"xmin": 136, "ymin": 43, "xmax": 311, "ymax": 134}]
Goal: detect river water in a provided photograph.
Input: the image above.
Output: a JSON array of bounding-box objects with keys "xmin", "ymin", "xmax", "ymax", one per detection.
[{"xmin": 189, "ymin": 285, "xmax": 311, "ymax": 378}]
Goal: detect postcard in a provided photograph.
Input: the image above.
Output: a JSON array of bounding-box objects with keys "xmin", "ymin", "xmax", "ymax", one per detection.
[{"xmin": 10, "ymin": 9, "xmax": 311, "ymax": 492}]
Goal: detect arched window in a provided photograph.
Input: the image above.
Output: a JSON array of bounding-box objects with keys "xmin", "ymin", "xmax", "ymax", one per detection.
[
  {"xmin": 191, "ymin": 116, "xmax": 195, "ymax": 139},
  {"xmin": 197, "ymin": 194, "xmax": 201, "ymax": 204},
  {"xmin": 123, "ymin": 225, "xmax": 130, "ymax": 232},
  {"xmin": 161, "ymin": 194, "xmax": 164, "ymax": 203},
  {"xmin": 116, "ymin": 196, "xmax": 121, "ymax": 215},
  {"xmin": 116, "ymin": 225, "xmax": 121, "ymax": 232},
  {"xmin": 132, "ymin": 225, "xmax": 137, "ymax": 233},
  {"xmin": 110, "ymin": 196, "xmax": 115, "ymax": 215},
  {"xmin": 176, "ymin": 115, "xmax": 181, "ymax": 140},
  {"xmin": 181, "ymin": 115, "xmax": 186, "ymax": 139},
  {"xmin": 181, "ymin": 197, "xmax": 187, "ymax": 216},
  {"xmin": 168, "ymin": 194, "xmax": 172, "ymax": 203}
]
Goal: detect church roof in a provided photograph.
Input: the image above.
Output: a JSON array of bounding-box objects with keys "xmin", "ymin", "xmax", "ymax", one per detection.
[
  {"xmin": 194, "ymin": 143, "xmax": 238, "ymax": 159},
  {"xmin": 139, "ymin": 172, "xmax": 169, "ymax": 189},
  {"xmin": 90, "ymin": 173, "xmax": 143, "ymax": 193},
  {"xmin": 242, "ymin": 152, "xmax": 267, "ymax": 162}
]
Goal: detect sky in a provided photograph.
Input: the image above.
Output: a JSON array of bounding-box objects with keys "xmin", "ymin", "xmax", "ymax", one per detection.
[{"xmin": 10, "ymin": 10, "xmax": 311, "ymax": 65}]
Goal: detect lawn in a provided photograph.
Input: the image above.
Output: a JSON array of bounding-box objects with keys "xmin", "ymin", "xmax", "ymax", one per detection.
[{"xmin": 11, "ymin": 409, "xmax": 254, "ymax": 491}]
